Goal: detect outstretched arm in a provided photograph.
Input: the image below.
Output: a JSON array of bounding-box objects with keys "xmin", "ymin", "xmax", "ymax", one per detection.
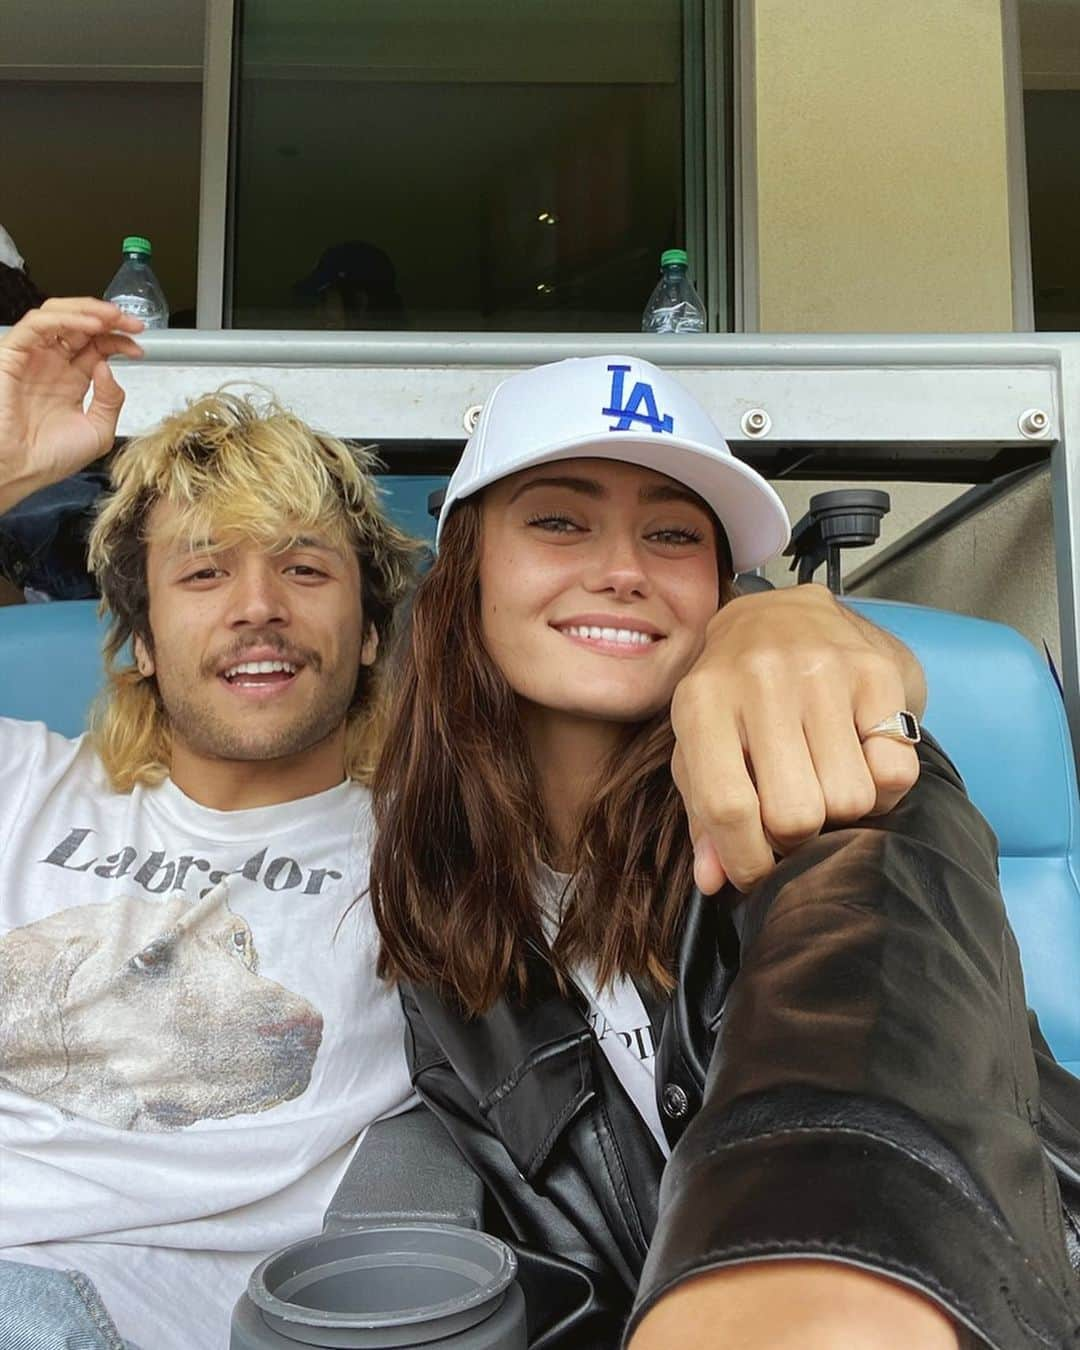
[
  {"xmin": 0, "ymin": 298, "xmax": 143, "ymax": 514},
  {"xmin": 630, "ymin": 737, "xmax": 1073, "ymax": 1350}
]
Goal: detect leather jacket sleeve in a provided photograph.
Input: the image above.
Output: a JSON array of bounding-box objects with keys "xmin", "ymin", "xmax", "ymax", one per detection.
[{"xmin": 627, "ymin": 735, "xmax": 1080, "ymax": 1349}]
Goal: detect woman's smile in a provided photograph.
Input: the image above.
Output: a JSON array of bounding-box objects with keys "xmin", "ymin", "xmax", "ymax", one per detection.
[{"xmin": 550, "ymin": 615, "xmax": 665, "ymax": 658}]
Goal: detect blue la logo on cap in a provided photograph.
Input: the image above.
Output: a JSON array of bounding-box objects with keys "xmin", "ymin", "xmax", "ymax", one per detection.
[{"xmin": 602, "ymin": 364, "xmax": 674, "ymax": 434}]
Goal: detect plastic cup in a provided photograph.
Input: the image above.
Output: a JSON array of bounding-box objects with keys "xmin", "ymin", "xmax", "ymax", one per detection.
[{"xmin": 230, "ymin": 1223, "xmax": 525, "ymax": 1349}]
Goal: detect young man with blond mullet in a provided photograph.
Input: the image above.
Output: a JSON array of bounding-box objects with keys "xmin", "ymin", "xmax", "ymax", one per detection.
[{"xmin": 0, "ymin": 300, "xmax": 927, "ymax": 1350}]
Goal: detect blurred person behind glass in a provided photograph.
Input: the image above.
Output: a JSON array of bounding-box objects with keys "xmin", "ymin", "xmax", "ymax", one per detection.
[
  {"xmin": 293, "ymin": 241, "xmax": 405, "ymax": 330},
  {"xmin": 0, "ymin": 227, "xmax": 47, "ymax": 328}
]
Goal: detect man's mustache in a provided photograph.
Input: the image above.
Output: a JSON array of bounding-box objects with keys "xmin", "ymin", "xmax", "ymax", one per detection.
[{"xmin": 203, "ymin": 633, "xmax": 323, "ymax": 677}]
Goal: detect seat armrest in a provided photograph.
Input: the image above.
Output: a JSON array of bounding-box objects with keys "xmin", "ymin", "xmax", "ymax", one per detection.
[{"xmin": 324, "ymin": 1103, "xmax": 484, "ymax": 1233}]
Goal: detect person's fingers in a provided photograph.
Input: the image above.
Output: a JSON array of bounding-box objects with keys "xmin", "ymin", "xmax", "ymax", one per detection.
[
  {"xmin": 54, "ymin": 329, "xmax": 90, "ymax": 360},
  {"xmin": 4, "ymin": 307, "xmax": 131, "ymax": 360},
  {"xmin": 95, "ymin": 333, "xmax": 144, "ymax": 359},
  {"xmin": 21, "ymin": 309, "xmax": 119, "ymax": 339},
  {"xmin": 691, "ymin": 831, "xmax": 728, "ymax": 895},
  {"xmin": 695, "ymin": 758, "xmax": 772, "ymax": 892},
  {"xmin": 71, "ymin": 333, "xmax": 144, "ymax": 377},
  {"xmin": 854, "ymin": 663, "xmax": 921, "ymax": 815},
  {"xmin": 739, "ymin": 686, "xmax": 827, "ymax": 857},
  {"xmin": 801, "ymin": 682, "xmax": 879, "ymax": 825},
  {"xmin": 672, "ymin": 747, "xmax": 731, "ymax": 893},
  {"xmin": 670, "ymin": 679, "xmax": 774, "ymax": 892},
  {"xmin": 39, "ymin": 296, "xmax": 144, "ymax": 333},
  {"xmin": 862, "ymin": 736, "xmax": 920, "ymax": 815},
  {"xmin": 84, "ymin": 359, "xmax": 127, "ymax": 447}
]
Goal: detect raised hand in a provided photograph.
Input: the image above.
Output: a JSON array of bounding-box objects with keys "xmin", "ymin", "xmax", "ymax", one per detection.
[{"xmin": 0, "ymin": 298, "xmax": 144, "ymax": 513}]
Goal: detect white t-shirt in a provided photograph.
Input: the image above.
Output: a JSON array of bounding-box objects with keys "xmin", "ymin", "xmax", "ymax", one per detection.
[
  {"xmin": 0, "ymin": 717, "xmax": 414, "ymax": 1348},
  {"xmin": 534, "ymin": 865, "xmax": 670, "ymax": 1157}
]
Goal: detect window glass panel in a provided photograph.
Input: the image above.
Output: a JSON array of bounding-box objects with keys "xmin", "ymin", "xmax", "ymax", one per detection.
[
  {"xmin": 1020, "ymin": 0, "xmax": 1080, "ymax": 330},
  {"xmin": 2, "ymin": 0, "xmax": 203, "ymax": 327},
  {"xmin": 231, "ymin": 0, "xmax": 696, "ymax": 331}
]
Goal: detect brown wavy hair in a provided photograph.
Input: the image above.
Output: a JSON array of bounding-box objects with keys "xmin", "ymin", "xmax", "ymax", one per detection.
[
  {"xmin": 86, "ymin": 391, "xmax": 421, "ymax": 791},
  {"xmin": 370, "ymin": 497, "xmax": 736, "ymax": 1015}
]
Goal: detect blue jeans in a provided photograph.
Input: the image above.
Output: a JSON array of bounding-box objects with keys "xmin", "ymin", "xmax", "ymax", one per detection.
[{"xmin": 0, "ymin": 1260, "xmax": 143, "ymax": 1350}]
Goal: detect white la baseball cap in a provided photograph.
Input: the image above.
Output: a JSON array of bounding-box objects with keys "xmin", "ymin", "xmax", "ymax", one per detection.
[{"xmin": 436, "ymin": 355, "xmax": 790, "ymax": 573}]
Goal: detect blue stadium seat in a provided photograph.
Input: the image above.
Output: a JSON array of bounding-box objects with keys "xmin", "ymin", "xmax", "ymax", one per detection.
[
  {"xmin": 0, "ymin": 519, "xmax": 1075, "ymax": 1071},
  {"xmin": 0, "ymin": 598, "xmax": 109, "ymax": 736},
  {"xmin": 848, "ymin": 599, "xmax": 1080, "ymax": 1075},
  {"xmin": 376, "ymin": 474, "xmax": 443, "ymax": 547}
]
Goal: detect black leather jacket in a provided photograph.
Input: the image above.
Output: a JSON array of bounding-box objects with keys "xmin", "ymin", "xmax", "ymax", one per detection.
[{"xmin": 401, "ymin": 736, "xmax": 1080, "ymax": 1348}]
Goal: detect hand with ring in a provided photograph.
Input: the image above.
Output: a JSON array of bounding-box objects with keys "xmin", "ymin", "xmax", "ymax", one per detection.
[{"xmin": 669, "ymin": 582, "xmax": 927, "ymax": 894}]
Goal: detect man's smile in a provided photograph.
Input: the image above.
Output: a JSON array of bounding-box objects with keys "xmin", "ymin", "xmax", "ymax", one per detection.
[{"xmin": 213, "ymin": 646, "xmax": 310, "ymax": 699}]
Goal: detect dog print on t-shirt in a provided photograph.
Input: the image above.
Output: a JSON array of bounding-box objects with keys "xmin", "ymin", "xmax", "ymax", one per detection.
[{"xmin": 0, "ymin": 882, "xmax": 323, "ymax": 1130}]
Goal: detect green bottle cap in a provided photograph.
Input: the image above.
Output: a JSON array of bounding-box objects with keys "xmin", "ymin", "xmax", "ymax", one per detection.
[
  {"xmin": 122, "ymin": 236, "xmax": 152, "ymax": 256},
  {"xmin": 660, "ymin": 248, "xmax": 688, "ymax": 268}
]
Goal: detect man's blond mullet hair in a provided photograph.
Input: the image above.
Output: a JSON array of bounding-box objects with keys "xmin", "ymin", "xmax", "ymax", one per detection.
[{"xmin": 86, "ymin": 390, "xmax": 420, "ymax": 792}]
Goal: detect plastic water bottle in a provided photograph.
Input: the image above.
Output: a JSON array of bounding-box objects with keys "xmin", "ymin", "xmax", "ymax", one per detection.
[
  {"xmin": 104, "ymin": 236, "xmax": 169, "ymax": 329},
  {"xmin": 641, "ymin": 248, "xmax": 706, "ymax": 334}
]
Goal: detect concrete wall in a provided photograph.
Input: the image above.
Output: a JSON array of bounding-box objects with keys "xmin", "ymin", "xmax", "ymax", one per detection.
[
  {"xmin": 748, "ymin": 0, "xmax": 1016, "ymax": 333},
  {"xmin": 850, "ymin": 471, "xmax": 1060, "ymax": 668}
]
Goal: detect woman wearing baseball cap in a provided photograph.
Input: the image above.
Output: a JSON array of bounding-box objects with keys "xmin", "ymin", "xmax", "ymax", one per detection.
[{"xmin": 369, "ymin": 356, "xmax": 1080, "ymax": 1349}]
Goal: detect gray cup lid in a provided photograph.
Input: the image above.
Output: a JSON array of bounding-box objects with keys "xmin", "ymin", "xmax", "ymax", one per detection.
[{"xmin": 248, "ymin": 1223, "xmax": 519, "ymax": 1348}]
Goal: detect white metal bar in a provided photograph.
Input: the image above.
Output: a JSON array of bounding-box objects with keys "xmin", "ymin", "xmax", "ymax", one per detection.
[
  {"xmin": 115, "ymin": 329, "xmax": 1073, "ymax": 368},
  {"xmin": 112, "ymin": 350, "xmax": 1061, "ymax": 452},
  {"xmin": 1053, "ymin": 345, "xmax": 1080, "ymax": 761}
]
